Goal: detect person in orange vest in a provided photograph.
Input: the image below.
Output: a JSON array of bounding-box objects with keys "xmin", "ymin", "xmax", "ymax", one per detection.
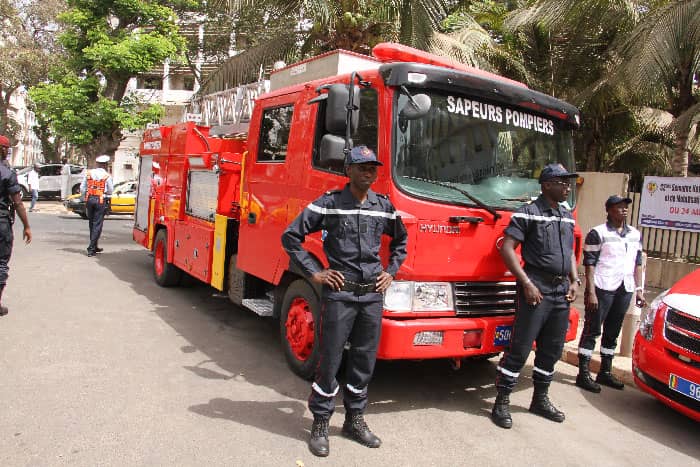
[
  {"xmin": 0, "ymin": 134, "xmax": 32, "ymax": 316},
  {"xmin": 80, "ymin": 155, "xmax": 113, "ymax": 257}
]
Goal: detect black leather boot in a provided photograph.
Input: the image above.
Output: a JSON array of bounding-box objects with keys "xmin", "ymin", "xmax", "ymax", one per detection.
[
  {"xmin": 491, "ymin": 389, "xmax": 513, "ymax": 429},
  {"xmin": 596, "ymin": 356, "xmax": 624, "ymax": 390},
  {"xmin": 529, "ymin": 382, "xmax": 565, "ymax": 423},
  {"xmin": 0, "ymin": 284, "xmax": 7, "ymax": 316},
  {"xmin": 575, "ymin": 355, "xmax": 601, "ymax": 393},
  {"xmin": 308, "ymin": 416, "xmax": 330, "ymax": 457},
  {"xmin": 342, "ymin": 412, "xmax": 381, "ymax": 448}
]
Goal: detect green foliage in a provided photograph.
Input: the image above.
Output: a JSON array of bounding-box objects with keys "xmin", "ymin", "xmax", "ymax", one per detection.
[{"xmin": 29, "ymin": 0, "xmax": 184, "ymax": 161}]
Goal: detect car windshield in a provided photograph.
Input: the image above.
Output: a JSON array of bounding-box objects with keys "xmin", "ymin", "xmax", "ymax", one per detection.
[{"xmin": 393, "ymin": 88, "xmax": 578, "ymax": 210}]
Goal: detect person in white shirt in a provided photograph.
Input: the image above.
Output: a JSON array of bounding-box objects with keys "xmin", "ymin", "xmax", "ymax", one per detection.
[
  {"xmin": 80, "ymin": 155, "xmax": 113, "ymax": 256},
  {"xmin": 27, "ymin": 164, "xmax": 40, "ymax": 212},
  {"xmin": 60, "ymin": 158, "xmax": 71, "ymax": 200},
  {"xmin": 576, "ymin": 195, "xmax": 646, "ymax": 392}
]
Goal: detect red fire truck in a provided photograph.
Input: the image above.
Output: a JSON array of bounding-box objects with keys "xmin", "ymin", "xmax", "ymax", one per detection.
[{"xmin": 133, "ymin": 43, "xmax": 581, "ymax": 379}]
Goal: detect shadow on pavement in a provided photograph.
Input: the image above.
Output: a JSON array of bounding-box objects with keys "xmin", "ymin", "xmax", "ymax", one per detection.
[{"xmin": 56, "ymin": 246, "xmax": 700, "ymax": 455}]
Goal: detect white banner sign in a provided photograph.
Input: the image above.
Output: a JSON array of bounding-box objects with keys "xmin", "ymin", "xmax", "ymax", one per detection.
[{"xmin": 639, "ymin": 176, "xmax": 700, "ymax": 232}]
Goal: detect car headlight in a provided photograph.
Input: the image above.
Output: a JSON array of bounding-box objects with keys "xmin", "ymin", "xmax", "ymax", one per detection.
[
  {"xmin": 639, "ymin": 288, "xmax": 669, "ymax": 340},
  {"xmin": 384, "ymin": 281, "xmax": 454, "ymax": 312}
]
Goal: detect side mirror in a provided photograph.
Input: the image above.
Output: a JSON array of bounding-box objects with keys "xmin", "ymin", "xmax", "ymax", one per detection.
[
  {"xmin": 326, "ymin": 84, "xmax": 359, "ymax": 135},
  {"xmin": 319, "ymin": 134, "xmax": 348, "ymax": 172},
  {"xmin": 399, "ymin": 93, "xmax": 431, "ymax": 121}
]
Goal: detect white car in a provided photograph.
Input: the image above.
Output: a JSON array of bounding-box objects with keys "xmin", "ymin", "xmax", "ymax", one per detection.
[{"xmin": 17, "ymin": 164, "xmax": 85, "ymax": 199}]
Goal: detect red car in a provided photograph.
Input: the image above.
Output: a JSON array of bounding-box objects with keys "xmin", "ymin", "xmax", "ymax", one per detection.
[{"xmin": 633, "ymin": 268, "xmax": 700, "ymax": 422}]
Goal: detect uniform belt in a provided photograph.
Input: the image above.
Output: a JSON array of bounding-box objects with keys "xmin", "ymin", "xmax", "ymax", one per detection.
[
  {"xmin": 340, "ymin": 279, "xmax": 377, "ymax": 295},
  {"xmin": 525, "ymin": 266, "xmax": 568, "ymax": 285}
]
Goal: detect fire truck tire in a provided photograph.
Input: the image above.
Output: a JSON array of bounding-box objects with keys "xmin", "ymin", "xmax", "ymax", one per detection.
[
  {"xmin": 279, "ymin": 279, "xmax": 321, "ymax": 380},
  {"xmin": 152, "ymin": 229, "xmax": 182, "ymax": 287}
]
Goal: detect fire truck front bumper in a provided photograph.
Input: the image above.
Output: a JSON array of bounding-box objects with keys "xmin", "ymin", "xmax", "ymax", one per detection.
[{"xmin": 376, "ymin": 310, "xmax": 579, "ymax": 360}]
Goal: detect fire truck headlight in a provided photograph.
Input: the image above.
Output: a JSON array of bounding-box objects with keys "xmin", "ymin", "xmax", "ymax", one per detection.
[
  {"xmin": 639, "ymin": 288, "xmax": 668, "ymax": 340},
  {"xmin": 384, "ymin": 281, "xmax": 454, "ymax": 312}
]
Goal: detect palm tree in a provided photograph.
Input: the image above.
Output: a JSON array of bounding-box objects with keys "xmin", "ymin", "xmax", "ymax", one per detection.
[{"xmin": 607, "ymin": 0, "xmax": 700, "ymax": 176}]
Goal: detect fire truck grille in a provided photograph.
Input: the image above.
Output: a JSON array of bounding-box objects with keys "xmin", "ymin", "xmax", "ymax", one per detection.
[
  {"xmin": 664, "ymin": 308, "xmax": 700, "ymax": 355},
  {"xmin": 454, "ymin": 282, "xmax": 516, "ymax": 317}
]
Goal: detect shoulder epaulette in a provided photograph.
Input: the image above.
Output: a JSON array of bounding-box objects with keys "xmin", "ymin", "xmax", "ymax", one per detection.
[
  {"xmin": 376, "ymin": 193, "xmax": 389, "ymax": 199},
  {"xmin": 324, "ymin": 189, "xmax": 342, "ymax": 195}
]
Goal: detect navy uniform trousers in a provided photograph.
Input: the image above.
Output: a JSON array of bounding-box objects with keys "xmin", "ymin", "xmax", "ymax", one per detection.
[
  {"xmin": 0, "ymin": 217, "xmax": 13, "ymax": 286},
  {"xmin": 86, "ymin": 195, "xmax": 107, "ymax": 252},
  {"xmin": 309, "ymin": 295, "xmax": 383, "ymax": 419},
  {"xmin": 497, "ymin": 277, "xmax": 570, "ymax": 390},
  {"xmin": 578, "ymin": 284, "xmax": 632, "ymax": 357}
]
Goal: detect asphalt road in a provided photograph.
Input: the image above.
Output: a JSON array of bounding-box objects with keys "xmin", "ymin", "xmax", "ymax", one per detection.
[{"xmin": 1, "ymin": 203, "xmax": 699, "ymax": 467}]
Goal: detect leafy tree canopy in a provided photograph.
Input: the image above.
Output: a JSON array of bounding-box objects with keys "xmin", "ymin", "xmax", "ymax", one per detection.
[{"xmin": 29, "ymin": 0, "xmax": 186, "ymax": 164}]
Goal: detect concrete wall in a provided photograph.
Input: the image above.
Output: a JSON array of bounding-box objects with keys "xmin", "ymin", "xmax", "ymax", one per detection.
[
  {"xmin": 575, "ymin": 171, "xmax": 630, "ymax": 238},
  {"xmin": 644, "ymin": 257, "xmax": 699, "ymax": 289}
]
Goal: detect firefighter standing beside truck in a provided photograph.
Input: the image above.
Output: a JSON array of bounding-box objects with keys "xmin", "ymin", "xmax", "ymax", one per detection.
[
  {"xmin": 575, "ymin": 195, "xmax": 645, "ymax": 393},
  {"xmin": 281, "ymin": 145, "xmax": 407, "ymax": 458},
  {"xmin": 491, "ymin": 163, "xmax": 580, "ymax": 429},
  {"xmin": 80, "ymin": 155, "xmax": 113, "ymax": 257},
  {"xmin": 0, "ymin": 134, "xmax": 32, "ymax": 316}
]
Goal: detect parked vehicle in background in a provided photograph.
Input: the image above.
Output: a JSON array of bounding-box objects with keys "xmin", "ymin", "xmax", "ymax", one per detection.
[
  {"xmin": 63, "ymin": 180, "xmax": 137, "ymax": 219},
  {"xmin": 17, "ymin": 164, "xmax": 85, "ymax": 199},
  {"xmin": 633, "ymin": 268, "xmax": 700, "ymax": 422}
]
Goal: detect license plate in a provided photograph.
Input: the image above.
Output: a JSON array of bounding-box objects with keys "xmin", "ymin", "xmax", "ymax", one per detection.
[
  {"xmin": 669, "ymin": 373, "xmax": 700, "ymax": 402},
  {"xmin": 494, "ymin": 325, "xmax": 512, "ymax": 347}
]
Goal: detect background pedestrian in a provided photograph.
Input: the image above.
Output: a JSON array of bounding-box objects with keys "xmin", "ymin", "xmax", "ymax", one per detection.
[
  {"xmin": 80, "ymin": 155, "xmax": 113, "ymax": 257},
  {"xmin": 27, "ymin": 164, "xmax": 40, "ymax": 212}
]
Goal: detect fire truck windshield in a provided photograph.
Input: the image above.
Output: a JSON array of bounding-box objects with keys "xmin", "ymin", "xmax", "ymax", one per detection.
[{"xmin": 393, "ymin": 88, "xmax": 577, "ymax": 211}]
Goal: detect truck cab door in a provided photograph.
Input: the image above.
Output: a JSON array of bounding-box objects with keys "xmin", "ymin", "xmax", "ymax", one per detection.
[{"xmin": 237, "ymin": 98, "xmax": 297, "ymax": 283}]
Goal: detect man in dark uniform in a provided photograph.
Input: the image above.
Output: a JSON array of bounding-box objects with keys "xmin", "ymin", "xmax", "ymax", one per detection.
[
  {"xmin": 0, "ymin": 134, "xmax": 32, "ymax": 316},
  {"xmin": 491, "ymin": 163, "xmax": 580, "ymax": 429},
  {"xmin": 80, "ymin": 155, "xmax": 113, "ymax": 257},
  {"xmin": 282, "ymin": 145, "xmax": 407, "ymax": 457}
]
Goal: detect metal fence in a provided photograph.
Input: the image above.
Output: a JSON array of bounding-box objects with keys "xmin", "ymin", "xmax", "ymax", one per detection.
[{"xmin": 629, "ymin": 192, "xmax": 700, "ymax": 263}]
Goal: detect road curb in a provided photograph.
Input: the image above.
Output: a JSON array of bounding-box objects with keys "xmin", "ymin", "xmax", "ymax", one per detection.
[{"xmin": 560, "ymin": 346, "xmax": 636, "ymax": 388}]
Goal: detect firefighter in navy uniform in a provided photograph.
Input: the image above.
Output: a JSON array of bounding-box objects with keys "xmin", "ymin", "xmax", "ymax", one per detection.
[
  {"xmin": 492, "ymin": 163, "xmax": 580, "ymax": 429},
  {"xmin": 0, "ymin": 134, "xmax": 32, "ymax": 316},
  {"xmin": 80, "ymin": 155, "xmax": 113, "ymax": 257},
  {"xmin": 282, "ymin": 145, "xmax": 407, "ymax": 457}
]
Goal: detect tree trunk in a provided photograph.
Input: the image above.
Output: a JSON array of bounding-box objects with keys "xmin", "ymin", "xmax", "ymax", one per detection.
[
  {"xmin": 80, "ymin": 130, "xmax": 123, "ymax": 168},
  {"xmin": 671, "ymin": 127, "xmax": 690, "ymax": 176}
]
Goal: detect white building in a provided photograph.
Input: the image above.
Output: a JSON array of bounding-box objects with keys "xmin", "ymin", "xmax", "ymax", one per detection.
[{"xmin": 5, "ymin": 87, "xmax": 42, "ymax": 168}]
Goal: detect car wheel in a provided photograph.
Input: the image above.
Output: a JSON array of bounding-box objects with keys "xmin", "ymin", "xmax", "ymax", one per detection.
[
  {"xmin": 79, "ymin": 212, "xmax": 88, "ymax": 220},
  {"xmin": 72, "ymin": 184, "xmax": 80, "ymax": 195},
  {"xmin": 152, "ymin": 229, "xmax": 182, "ymax": 287},
  {"xmin": 279, "ymin": 279, "xmax": 321, "ymax": 380}
]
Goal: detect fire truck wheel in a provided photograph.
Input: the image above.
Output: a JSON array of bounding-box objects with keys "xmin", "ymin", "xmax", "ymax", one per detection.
[
  {"xmin": 152, "ymin": 229, "xmax": 182, "ymax": 287},
  {"xmin": 279, "ymin": 279, "xmax": 321, "ymax": 380}
]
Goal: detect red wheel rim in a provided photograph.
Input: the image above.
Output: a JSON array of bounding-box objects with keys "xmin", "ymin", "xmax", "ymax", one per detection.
[
  {"xmin": 285, "ymin": 297, "xmax": 315, "ymax": 361},
  {"xmin": 154, "ymin": 238, "xmax": 165, "ymax": 277}
]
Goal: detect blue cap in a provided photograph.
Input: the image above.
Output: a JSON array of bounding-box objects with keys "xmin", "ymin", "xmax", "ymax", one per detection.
[
  {"xmin": 345, "ymin": 145, "xmax": 382, "ymax": 166},
  {"xmin": 605, "ymin": 195, "xmax": 632, "ymax": 209},
  {"xmin": 539, "ymin": 163, "xmax": 578, "ymax": 183}
]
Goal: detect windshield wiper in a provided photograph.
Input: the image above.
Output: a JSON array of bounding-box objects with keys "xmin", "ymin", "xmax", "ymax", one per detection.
[{"xmin": 405, "ymin": 176, "xmax": 501, "ymax": 221}]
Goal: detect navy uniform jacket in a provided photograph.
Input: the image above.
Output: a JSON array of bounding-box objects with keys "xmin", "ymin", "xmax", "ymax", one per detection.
[
  {"xmin": 0, "ymin": 163, "xmax": 21, "ymax": 219},
  {"xmin": 282, "ymin": 184, "xmax": 408, "ymax": 302},
  {"xmin": 504, "ymin": 194, "xmax": 575, "ymax": 294}
]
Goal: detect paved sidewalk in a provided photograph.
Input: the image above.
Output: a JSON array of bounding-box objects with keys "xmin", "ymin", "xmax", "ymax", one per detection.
[
  {"xmin": 24, "ymin": 200, "xmax": 70, "ymax": 214},
  {"xmin": 560, "ymin": 287, "xmax": 663, "ymax": 387}
]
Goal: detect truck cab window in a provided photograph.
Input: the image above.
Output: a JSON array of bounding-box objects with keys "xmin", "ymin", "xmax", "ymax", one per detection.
[
  {"xmin": 258, "ymin": 105, "xmax": 294, "ymax": 162},
  {"xmin": 312, "ymin": 87, "xmax": 378, "ymax": 175}
]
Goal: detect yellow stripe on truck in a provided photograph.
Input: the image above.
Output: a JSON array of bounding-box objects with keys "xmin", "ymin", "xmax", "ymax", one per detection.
[
  {"xmin": 210, "ymin": 214, "xmax": 228, "ymax": 291},
  {"xmin": 147, "ymin": 199, "xmax": 155, "ymax": 250}
]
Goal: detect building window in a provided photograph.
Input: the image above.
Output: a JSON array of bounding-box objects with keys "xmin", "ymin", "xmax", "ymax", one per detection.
[{"xmin": 139, "ymin": 76, "xmax": 163, "ymax": 90}]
